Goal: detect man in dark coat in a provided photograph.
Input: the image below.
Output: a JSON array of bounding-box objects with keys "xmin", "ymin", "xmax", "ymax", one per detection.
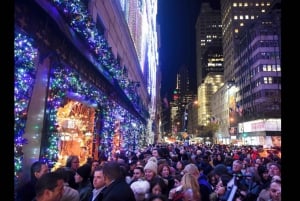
[
  {"xmin": 100, "ymin": 161, "xmax": 136, "ymax": 201},
  {"xmin": 16, "ymin": 161, "xmax": 49, "ymax": 201}
]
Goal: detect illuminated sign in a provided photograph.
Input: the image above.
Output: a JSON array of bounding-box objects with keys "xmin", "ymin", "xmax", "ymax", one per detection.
[{"xmin": 238, "ymin": 119, "xmax": 281, "ymax": 133}]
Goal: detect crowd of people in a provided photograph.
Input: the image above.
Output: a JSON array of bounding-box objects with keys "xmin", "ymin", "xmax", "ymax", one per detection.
[{"xmin": 14, "ymin": 143, "xmax": 281, "ymax": 201}]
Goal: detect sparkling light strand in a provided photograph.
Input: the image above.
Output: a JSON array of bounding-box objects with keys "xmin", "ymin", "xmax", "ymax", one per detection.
[{"xmin": 14, "ymin": 31, "xmax": 38, "ymax": 181}]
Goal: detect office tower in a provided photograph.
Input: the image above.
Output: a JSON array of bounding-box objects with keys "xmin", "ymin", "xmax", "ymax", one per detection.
[
  {"xmin": 196, "ymin": 1, "xmax": 223, "ymax": 86},
  {"xmin": 195, "ymin": 1, "xmax": 224, "ymax": 133},
  {"xmin": 218, "ymin": 0, "xmax": 281, "ymax": 145},
  {"xmin": 171, "ymin": 66, "xmax": 196, "ymax": 134},
  {"xmin": 235, "ymin": 1, "xmax": 281, "ymax": 121},
  {"xmin": 220, "ymin": 0, "xmax": 276, "ymax": 82}
]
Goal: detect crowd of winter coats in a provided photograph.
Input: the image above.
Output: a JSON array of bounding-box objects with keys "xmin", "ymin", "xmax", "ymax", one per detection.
[{"xmin": 15, "ymin": 143, "xmax": 281, "ymax": 201}]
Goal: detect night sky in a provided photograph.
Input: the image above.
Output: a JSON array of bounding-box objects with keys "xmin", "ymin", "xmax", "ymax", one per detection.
[
  {"xmin": 157, "ymin": 0, "xmax": 202, "ymax": 99},
  {"xmin": 157, "ymin": 0, "xmax": 220, "ymax": 100}
]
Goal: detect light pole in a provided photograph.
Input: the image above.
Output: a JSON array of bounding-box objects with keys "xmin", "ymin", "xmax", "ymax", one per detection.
[{"xmin": 183, "ymin": 100, "xmax": 198, "ymax": 132}]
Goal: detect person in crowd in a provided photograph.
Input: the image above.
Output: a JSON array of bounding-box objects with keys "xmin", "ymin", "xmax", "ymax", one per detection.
[
  {"xmin": 233, "ymin": 183, "xmax": 248, "ymax": 201},
  {"xmin": 158, "ymin": 163, "xmax": 175, "ymax": 192},
  {"xmin": 230, "ymin": 160, "xmax": 244, "ymax": 176},
  {"xmin": 128, "ymin": 159, "xmax": 138, "ymax": 176},
  {"xmin": 144, "ymin": 157, "xmax": 159, "ymax": 182},
  {"xmin": 209, "ymin": 174, "xmax": 232, "ymax": 201},
  {"xmin": 223, "ymin": 156, "xmax": 234, "ymax": 172},
  {"xmin": 173, "ymin": 174, "xmax": 183, "ymax": 189},
  {"xmin": 182, "ymin": 163, "xmax": 211, "ymax": 201},
  {"xmin": 241, "ymin": 158, "xmax": 251, "ymax": 175},
  {"xmin": 268, "ymin": 179, "xmax": 281, "ymax": 201},
  {"xmin": 16, "ymin": 161, "xmax": 49, "ymax": 201},
  {"xmin": 66, "ymin": 155, "xmax": 80, "ymax": 189},
  {"xmin": 149, "ymin": 177, "xmax": 169, "ymax": 197},
  {"xmin": 268, "ymin": 163, "xmax": 281, "ymax": 178},
  {"xmin": 174, "ymin": 161, "xmax": 185, "ymax": 176},
  {"xmin": 32, "ymin": 172, "xmax": 64, "ymax": 201},
  {"xmin": 137, "ymin": 159, "xmax": 146, "ymax": 167},
  {"xmin": 239, "ymin": 166, "xmax": 261, "ymax": 200},
  {"xmin": 257, "ymin": 175, "xmax": 281, "ymax": 201},
  {"xmin": 130, "ymin": 166, "xmax": 147, "ymax": 185},
  {"xmin": 75, "ymin": 164, "xmax": 93, "ymax": 201},
  {"xmin": 168, "ymin": 172, "xmax": 200, "ymax": 201},
  {"xmin": 254, "ymin": 158, "xmax": 263, "ymax": 170},
  {"xmin": 90, "ymin": 166, "xmax": 106, "ymax": 201},
  {"xmin": 54, "ymin": 167, "xmax": 80, "ymax": 201},
  {"xmin": 257, "ymin": 165, "xmax": 271, "ymax": 191},
  {"xmin": 152, "ymin": 148, "xmax": 163, "ymax": 160},
  {"xmin": 125, "ymin": 159, "xmax": 137, "ymax": 184},
  {"xmin": 212, "ymin": 153, "xmax": 225, "ymax": 167},
  {"xmin": 152, "ymin": 147, "xmax": 168, "ymax": 165},
  {"xmin": 101, "ymin": 161, "xmax": 136, "ymax": 201},
  {"xmin": 130, "ymin": 179, "xmax": 150, "ymax": 201},
  {"xmin": 89, "ymin": 159, "xmax": 100, "ymax": 187},
  {"xmin": 213, "ymin": 164, "xmax": 230, "ymax": 182},
  {"xmin": 250, "ymin": 147, "xmax": 259, "ymax": 162},
  {"xmin": 197, "ymin": 154, "xmax": 214, "ymax": 175},
  {"xmin": 207, "ymin": 171, "xmax": 218, "ymax": 191}
]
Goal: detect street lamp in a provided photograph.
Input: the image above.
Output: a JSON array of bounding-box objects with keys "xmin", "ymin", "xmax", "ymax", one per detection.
[{"xmin": 183, "ymin": 100, "xmax": 198, "ymax": 132}]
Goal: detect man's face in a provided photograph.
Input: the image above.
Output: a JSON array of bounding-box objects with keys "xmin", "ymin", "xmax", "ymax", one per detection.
[
  {"xmin": 132, "ymin": 168, "xmax": 144, "ymax": 180},
  {"xmin": 269, "ymin": 181, "xmax": 281, "ymax": 201},
  {"xmin": 71, "ymin": 158, "xmax": 80, "ymax": 170},
  {"xmin": 152, "ymin": 149, "xmax": 159, "ymax": 158},
  {"xmin": 49, "ymin": 179, "xmax": 64, "ymax": 201},
  {"xmin": 91, "ymin": 161, "xmax": 100, "ymax": 171},
  {"xmin": 93, "ymin": 170, "xmax": 105, "ymax": 189}
]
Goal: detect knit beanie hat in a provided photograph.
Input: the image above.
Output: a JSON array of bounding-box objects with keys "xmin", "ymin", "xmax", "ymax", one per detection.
[
  {"xmin": 144, "ymin": 157, "xmax": 158, "ymax": 174},
  {"xmin": 76, "ymin": 164, "xmax": 91, "ymax": 180}
]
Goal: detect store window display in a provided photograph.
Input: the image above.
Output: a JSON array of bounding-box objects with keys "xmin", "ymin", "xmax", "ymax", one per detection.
[{"xmin": 55, "ymin": 99, "xmax": 97, "ymax": 168}]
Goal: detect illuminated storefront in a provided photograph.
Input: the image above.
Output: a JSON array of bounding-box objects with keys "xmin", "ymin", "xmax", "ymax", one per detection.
[{"xmin": 238, "ymin": 119, "xmax": 281, "ymax": 147}]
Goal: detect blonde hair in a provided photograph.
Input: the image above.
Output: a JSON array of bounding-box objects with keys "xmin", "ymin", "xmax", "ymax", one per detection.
[
  {"xmin": 182, "ymin": 163, "xmax": 200, "ymax": 179},
  {"xmin": 181, "ymin": 173, "xmax": 201, "ymax": 200}
]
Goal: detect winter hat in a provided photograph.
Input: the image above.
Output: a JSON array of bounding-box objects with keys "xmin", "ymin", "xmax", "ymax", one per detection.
[
  {"xmin": 130, "ymin": 180, "xmax": 150, "ymax": 195},
  {"xmin": 144, "ymin": 157, "xmax": 158, "ymax": 174},
  {"xmin": 76, "ymin": 164, "xmax": 91, "ymax": 180},
  {"xmin": 213, "ymin": 164, "xmax": 228, "ymax": 176}
]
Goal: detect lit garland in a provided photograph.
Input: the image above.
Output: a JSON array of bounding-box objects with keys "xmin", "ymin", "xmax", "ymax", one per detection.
[
  {"xmin": 14, "ymin": 31, "xmax": 38, "ymax": 178},
  {"xmin": 14, "ymin": 0, "xmax": 149, "ymax": 179},
  {"xmin": 40, "ymin": 62, "xmax": 110, "ymax": 167},
  {"xmin": 41, "ymin": 61, "xmax": 147, "ymax": 166},
  {"xmin": 48, "ymin": 0, "xmax": 147, "ymax": 116}
]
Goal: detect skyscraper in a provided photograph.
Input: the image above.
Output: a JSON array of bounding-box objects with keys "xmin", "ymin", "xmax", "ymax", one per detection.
[
  {"xmin": 195, "ymin": 1, "xmax": 224, "ymax": 132},
  {"xmin": 220, "ymin": 0, "xmax": 276, "ymax": 82},
  {"xmin": 216, "ymin": 0, "xmax": 281, "ymax": 145},
  {"xmin": 195, "ymin": 1, "xmax": 223, "ymax": 86}
]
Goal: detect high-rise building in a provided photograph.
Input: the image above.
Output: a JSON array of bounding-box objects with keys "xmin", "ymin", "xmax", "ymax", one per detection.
[
  {"xmin": 195, "ymin": 1, "xmax": 224, "ymax": 138},
  {"xmin": 213, "ymin": 0, "xmax": 281, "ymax": 145},
  {"xmin": 169, "ymin": 66, "xmax": 196, "ymax": 135},
  {"xmin": 198, "ymin": 73, "xmax": 224, "ymax": 126},
  {"xmin": 195, "ymin": 1, "xmax": 223, "ymax": 86},
  {"xmin": 220, "ymin": 0, "xmax": 276, "ymax": 82}
]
